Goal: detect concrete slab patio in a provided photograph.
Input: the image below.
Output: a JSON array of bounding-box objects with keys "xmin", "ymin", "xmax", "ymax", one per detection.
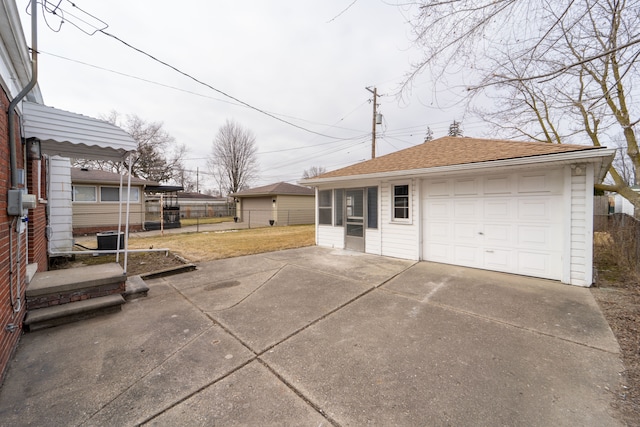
[{"xmin": 0, "ymin": 247, "xmax": 626, "ymax": 426}]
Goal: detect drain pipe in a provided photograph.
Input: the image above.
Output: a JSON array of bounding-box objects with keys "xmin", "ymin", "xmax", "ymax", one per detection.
[
  {"xmin": 6, "ymin": 0, "xmax": 37, "ymax": 315},
  {"xmin": 8, "ymin": 0, "xmax": 38, "ymax": 190}
]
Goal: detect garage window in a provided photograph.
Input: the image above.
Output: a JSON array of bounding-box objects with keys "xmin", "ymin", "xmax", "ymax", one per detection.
[
  {"xmin": 318, "ymin": 190, "xmax": 332, "ymax": 225},
  {"xmin": 393, "ymin": 184, "xmax": 410, "ymax": 221}
]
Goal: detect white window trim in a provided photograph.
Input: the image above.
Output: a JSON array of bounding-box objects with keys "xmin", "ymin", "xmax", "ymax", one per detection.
[
  {"xmin": 72, "ymin": 185, "xmax": 97, "ymax": 203},
  {"xmin": 318, "ymin": 189, "xmax": 333, "ymax": 226},
  {"xmin": 390, "ymin": 181, "xmax": 412, "ymax": 224}
]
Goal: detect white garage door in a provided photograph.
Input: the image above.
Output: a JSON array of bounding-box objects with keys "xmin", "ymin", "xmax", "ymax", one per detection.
[{"xmin": 422, "ymin": 170, "xmax": 564, "ymax": 280}]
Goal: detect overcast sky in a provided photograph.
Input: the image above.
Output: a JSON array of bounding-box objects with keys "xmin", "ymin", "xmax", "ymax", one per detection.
[{"xmin": 19, "ymin": 0, "xmax": 487, "ymax": 191}]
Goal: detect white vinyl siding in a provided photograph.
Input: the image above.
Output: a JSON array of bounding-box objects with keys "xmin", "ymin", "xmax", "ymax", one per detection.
[
  {"xmin": 381, "ymin": 180, "xmax": 420, "ymax": 260},
  {"xmin": 47, "ymin": 156, "xmax": 74, "ymax": 253},
  {"xmin": 567, "ymin": 164, "xmax": 594, "ymax": 286},
  {"xmin": 317, "ymin": 225, "xmax": 344, "ymax": 248}
]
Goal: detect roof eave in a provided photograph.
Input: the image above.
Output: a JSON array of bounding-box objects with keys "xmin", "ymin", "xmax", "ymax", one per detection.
[{"xmin": 301, "ymin": 149, "xmax": 616, "ymax": 186}]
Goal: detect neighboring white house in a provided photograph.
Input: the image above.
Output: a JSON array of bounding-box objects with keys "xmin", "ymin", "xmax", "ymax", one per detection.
[
  {"xmin": 614, "ymin": 193, "xmax": 636, "ymax": 216},
  {"xmin": 301, "ymin": 136, "xmax": 615, "ymax": 287}
]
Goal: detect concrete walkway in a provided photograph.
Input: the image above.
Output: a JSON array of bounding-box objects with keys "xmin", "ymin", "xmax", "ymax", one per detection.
[{"xmin": 0, "ymin": 247, "xmax": 625, "ymax": 426}]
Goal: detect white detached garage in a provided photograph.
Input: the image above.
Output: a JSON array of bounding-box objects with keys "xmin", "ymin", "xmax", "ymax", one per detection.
[{"xmin": 301, "ymin": 137, "xmax": 615, "ymax": 287}]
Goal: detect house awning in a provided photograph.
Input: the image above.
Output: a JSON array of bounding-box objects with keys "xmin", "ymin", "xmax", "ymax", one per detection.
[{"xmin": 22, "ymin": 102, "xmax": 136, "ymax": 161}]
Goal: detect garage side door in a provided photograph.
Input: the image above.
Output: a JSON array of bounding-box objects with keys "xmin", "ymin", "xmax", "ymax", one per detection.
[{"xmin": 422, "ymin": 171, "xmax": 564, "ymax": 280}]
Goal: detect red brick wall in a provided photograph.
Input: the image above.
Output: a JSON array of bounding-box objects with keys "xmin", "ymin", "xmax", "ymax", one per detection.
[
  {"xmin": 27, "ymin": 159, "xmax": 48, "ymax": 270},
  {"xmin": 0, "ymin": 89, "xmax": 28, "ymax": 382}
]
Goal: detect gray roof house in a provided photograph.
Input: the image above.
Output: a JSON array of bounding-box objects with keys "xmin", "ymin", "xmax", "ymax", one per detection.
[
  {"xmin": 232, "ymin": 182, "xmax": 315, "ymax": 227},
  {"xmin": 70, "ymin": 168, "xmax": 156, "ymax": 234}
]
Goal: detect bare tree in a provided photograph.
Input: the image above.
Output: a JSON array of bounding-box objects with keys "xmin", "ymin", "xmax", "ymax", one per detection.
[
  {"xmin": 302, "ymin": 166, "xmax": 327, "ymax": 179},
  {"xmin": 207, "ymin": 119, "xmax": 259, "ymax": 195},
  {"xmin": 174, "ymin": 165, "xmax": 197, "ymax": 192},
  {"xmin": 73, "ymin": 111, "xmax": 187, "ymax": 183},
  {"xmin": 404, "ymin": 0, "xmax": 640, "ymax": 210}
]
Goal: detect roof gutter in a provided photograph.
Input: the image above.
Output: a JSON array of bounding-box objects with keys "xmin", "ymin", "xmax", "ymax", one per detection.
[
  {"xmin": 7, "ymin": 0, "xmax": 37, "ymax": 192},
  {"xmin": 301, "ymin": 148, "xmax": 616, "ymax": 186}
]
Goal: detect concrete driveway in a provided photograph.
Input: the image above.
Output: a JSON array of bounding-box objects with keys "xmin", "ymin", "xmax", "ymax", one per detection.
[{"xmin": 0, "ymin": 247, "xmax": 625, "ymax": 426}]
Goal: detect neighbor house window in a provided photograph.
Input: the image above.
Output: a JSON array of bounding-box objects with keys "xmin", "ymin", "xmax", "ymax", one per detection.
[
  {"xmin": 72, "ymin": 185, "xmax": 96, "ymax": 202},
  {"xmin": 100, "ymin": 187, "xmax": 120, "ymax": 202},
  {"xmin": 100, "ymin": 186, "xmax": 140, "ymax": 202},
  {"xmin": 334, "ymin": 189, "xmax": 344, "ymax": 226},
  {"xmin": 318, "ymin": 190, "xmax": 332, "ymax": 225},
  {"xmin": 367, "ymin": 186, "xmax": 378, "ymax": 229},
  {"xmin": 393, "ymin": 184, "xmax": 410, "ymax": 220}
]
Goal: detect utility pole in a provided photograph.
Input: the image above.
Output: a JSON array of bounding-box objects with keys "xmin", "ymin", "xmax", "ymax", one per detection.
[{"xmin": 366, "ymin": 86, "xmax": 378, "ymax": 159}]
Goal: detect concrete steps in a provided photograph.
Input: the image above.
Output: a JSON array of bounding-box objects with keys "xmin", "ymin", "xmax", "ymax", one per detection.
[
  {"xmin": 24, "ymin": 263, "xmax": 132, "ymax": 331},
  {"xmin": 24, "ymin": 294, "xmax": 125, "ymax": 331}
]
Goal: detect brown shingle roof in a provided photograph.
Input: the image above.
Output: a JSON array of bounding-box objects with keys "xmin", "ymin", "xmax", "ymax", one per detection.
[
  {"xmin": 232, "ymin": 182, "xmax": 314, "ymax": 197},
  {"xmin": 71, "ymin": 168, "xmax": 156, "ymax": 186},
  {"xmin": 317, "ymin": 136, "xmax": 603, "ymax": 179}
]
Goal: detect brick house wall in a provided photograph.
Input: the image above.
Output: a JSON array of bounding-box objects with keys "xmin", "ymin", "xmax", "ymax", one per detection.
[
  {"xmin": 27, "ymin": 158, "xmax": 48, "ymax": 269},
  {"xmin": 0, "ymin": 88, "xmax": 28, "ymax": 382}
]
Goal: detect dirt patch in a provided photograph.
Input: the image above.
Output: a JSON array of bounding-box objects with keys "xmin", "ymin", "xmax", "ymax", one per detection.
[
  {"xmin": 592, "ymin": 234, "xmax": 640, "ymax": 425},
  {"xmin": 51, "ymin": 251, "xmax": 188, "ymax": 277}
]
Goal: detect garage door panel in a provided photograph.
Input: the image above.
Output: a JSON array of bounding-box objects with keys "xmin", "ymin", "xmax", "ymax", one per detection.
[
  {"xmin": 426, "ymin": 200, "xmax": 449, "ymax": 217},
  {"xmin": 517, "ymin": 198, "xmax": 555, "ymax": 221},
  {"xmin": 454, "ymin": 178, "xmax": 478, "ymax": 195},
  {"xmin": 517, "ymin": 225, "xmax": 553, "ymax": 248},
  {"xmin": 484, "ymin": 224, "xmax": 512, "ymax": 246},
  {"xmin": 484, "ymin": 176, "xmax": 511, "ymax": 194},
  {"xmin": 423, "ymin": 171, "xmax": 563, "ymax": 281},
  {"xmin": 484, "ymin": 249, "xmax": 511, "ymax": 271},
  {"xmin": 517, "ymin": 251, "xmax": 560, "ymax": 279},
  {"xmin": 427, "ymin": 221, "xmax": 450, "ymax": 239},
  {"xmin": 518, "ymin": 171, "xmax": 562, "ymax": 194},
  {"xmin": 425, "ymin": 242, "xmax": 452, "ymax": 263},
  {"xmin": 454, "ymin": 245, "xmax": 481, "ymax": 266},
  {"xmin": 483, "ymin": 199, "xmax": 511, "ymax": 219},
  {"xmin": 453, "ymin": 223, "xmax": 480, "ymax": 241},
  {"xmin": 426, "ymin": 180, "xmax": 450, "ymax": 197},
  {"xmin": 453, "ymin": 200, "xmax": 479, "ymax": 218}
]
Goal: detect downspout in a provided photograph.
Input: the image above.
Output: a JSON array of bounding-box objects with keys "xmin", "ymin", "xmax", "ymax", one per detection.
[
  {"xmin": 6, "ymin": 0, "xmax": 37, "ymax": 316},
  {"xmin": 8, "ymin": 0, "xmax": 37, "ymax": 191}
]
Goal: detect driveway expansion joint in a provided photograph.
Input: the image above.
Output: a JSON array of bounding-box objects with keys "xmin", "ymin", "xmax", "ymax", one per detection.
[{"xmin": 256, "ymin": 358, "xmax": 341, "ymax": 427}]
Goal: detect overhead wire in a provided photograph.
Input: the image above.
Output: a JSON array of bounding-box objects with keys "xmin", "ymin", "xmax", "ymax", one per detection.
[
  {"xmin": 37, "ymin": 0, "xmax": 354, "ymax": 140},
  {"xmin": 37, "ymin": 49, "xmax": 372, "ymax": 139}
]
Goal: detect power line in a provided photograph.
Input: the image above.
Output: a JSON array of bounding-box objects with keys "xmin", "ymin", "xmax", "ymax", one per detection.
[
  {"xmin": 38, "ymin": 49, "xmax": 372, "ymax": 138},
  {"xmin": 38, "ymin": 0, "xmax": 354, "ymax": 140}
]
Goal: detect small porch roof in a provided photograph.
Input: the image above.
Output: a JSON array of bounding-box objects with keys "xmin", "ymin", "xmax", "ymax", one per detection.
[{"xmin": 22, "ymin": 102, "xmax": 136, "ymax": 161}]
